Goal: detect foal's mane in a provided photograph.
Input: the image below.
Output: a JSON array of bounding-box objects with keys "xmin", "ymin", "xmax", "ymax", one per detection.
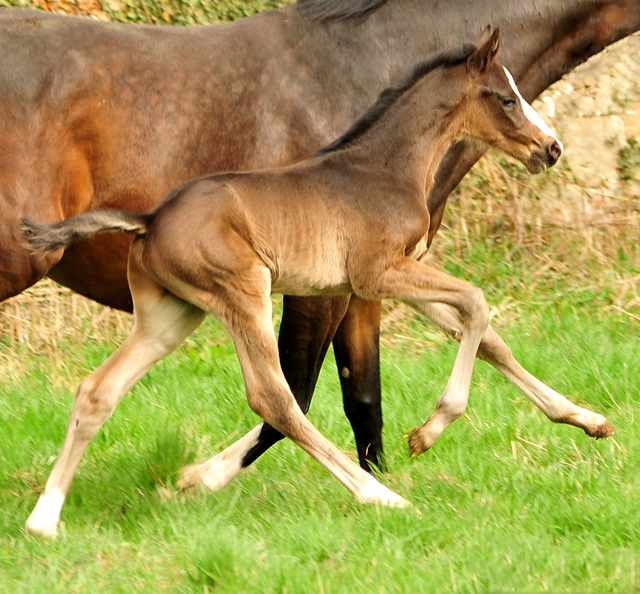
[
  {"xmin": 316, "ymin": 43, "xmax": 477, "ymax": 155},
  {"xmin": 297, "ymin": 0, "xmax": 390, "ymax": 23}
]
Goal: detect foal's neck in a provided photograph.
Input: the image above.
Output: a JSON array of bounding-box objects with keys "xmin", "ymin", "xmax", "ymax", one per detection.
[{"xmin": 342, "ymin": 66, "xmax": 467, "ymax": 196}]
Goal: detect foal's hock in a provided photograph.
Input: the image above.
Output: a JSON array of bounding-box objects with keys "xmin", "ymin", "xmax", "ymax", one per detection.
[{"xmin": 22, "ymin": 29, "xmax": 568, "ymax": 538}]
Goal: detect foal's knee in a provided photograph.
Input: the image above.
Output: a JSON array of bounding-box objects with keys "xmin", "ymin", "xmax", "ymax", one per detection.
[
  {"xmin": 463, "ymin": 286, "xmax": 490, "ymax": 333},
  {"xmin": 478, "ymin": 326, "xmax": 514, "ymax": 364},
  {"xmin": 246, "ymin": 387, "xmax": 269, "ymax": 421},
  {"xmin": 246, "ymin": 384, "xmax": 299, "ymax": 436}
]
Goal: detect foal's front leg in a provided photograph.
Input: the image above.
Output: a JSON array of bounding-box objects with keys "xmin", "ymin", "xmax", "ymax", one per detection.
[
  {"xmin": 417, "ymin": 302, "xmax": 615, "ymax": 439},
  {"xmin": 214, "ymin": 280, "xmax": 408, "ymax": 508},
  {"xmin": 179, "ymin": 294, "xmax": 387, "ymax": 493},
  {"xmin": 179, "ymin": 294, "xmax": 351, "ymax": 492},
  {"xmin": 239, "ymin": 295, "xmax": 352, "ymax": 465},
  {"xmin": 363, "ymin": 258, "xmax": 491, "ymax": 456}
]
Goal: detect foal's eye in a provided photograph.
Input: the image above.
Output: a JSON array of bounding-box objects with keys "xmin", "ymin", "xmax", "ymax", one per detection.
[{"xmin": 500, "ymin": 96, "xmax": 517, "ymax": 108}]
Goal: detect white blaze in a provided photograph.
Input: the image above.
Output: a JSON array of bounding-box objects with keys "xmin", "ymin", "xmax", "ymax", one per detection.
[{"xmin": 503, "ymin": 66, "xmax": 563, "ymax": 150}]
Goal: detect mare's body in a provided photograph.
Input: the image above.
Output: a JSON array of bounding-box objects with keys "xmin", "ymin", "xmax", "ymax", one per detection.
[{"xmin": 1, "ymin": 0, "xmax": 633, "ymax": 471}]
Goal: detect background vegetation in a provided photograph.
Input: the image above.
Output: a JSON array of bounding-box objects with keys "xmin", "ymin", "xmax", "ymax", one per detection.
[
  {"xmin": 0, "ymin": 0, "xmax": 289, "ymax": 24},
  {"xmin": 0, "ymin": 1, "xmax": 639, "ymax": 592}
]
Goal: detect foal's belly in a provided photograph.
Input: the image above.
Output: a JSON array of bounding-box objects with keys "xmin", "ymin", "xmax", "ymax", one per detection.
[
  {"xmin": 271, "ymin": 275, "xmax": 353, "ymax": 297},
  {"xmin": 269, "ymin": 248, "xmax": 351, "ymax": 297}
]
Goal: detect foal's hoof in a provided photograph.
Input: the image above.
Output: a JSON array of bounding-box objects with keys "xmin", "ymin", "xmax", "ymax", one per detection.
[
  {"xmin": 178, "ymin": 458, "xmax": 242, "ymax": 493},
  {"xmin": 26, "ymin": 522, "xmax": 58, "ymax": 539},
  {"xmin": 25, "ymin": 489, "xmax": 64, "ymax": 539},
  {"xmin": 407, "ymin": 427, "xmax": 431, "ymax": 457},
  {"xmin": 358, "ymin": 474, "xmax": 412, "ymax": 508},
  {"xmin": 585, "ymin": 418, "xmax": 616, "ymax": 440},
  {"xmin": 567, "ymin": 409, "xmax": 617, "ymax": 440},
  {"xmin": 25, "ymin": 515, "xmax": 58, "ymax": 539},
  {"xmin": 177, "ymin": 464, "xmax": 203, "ymax": 492}
]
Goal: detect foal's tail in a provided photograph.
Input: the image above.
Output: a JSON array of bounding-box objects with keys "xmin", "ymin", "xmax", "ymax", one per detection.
[{"xmin": 21, "ymin": 210, "xmax": 152, "ymax": 254}]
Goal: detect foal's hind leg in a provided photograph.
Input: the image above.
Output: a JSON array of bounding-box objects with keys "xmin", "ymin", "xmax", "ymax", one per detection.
[
  {"xmin": 179, "ymin": 294, "xmax": 350, "ymax": 492},
  {"xmin": 26, "ymin": 244, "xmax": 205, "ymax": 538},
  {"xmin": 200, "ymin": 276, "xmax": 408, "ymax": 508},
  {"xmin": 417, "ymin": 302, "xmax": 615, "ymax": 439}
]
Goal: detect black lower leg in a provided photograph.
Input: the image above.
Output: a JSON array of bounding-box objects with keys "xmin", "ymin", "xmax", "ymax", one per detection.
[
  {"xmin": 333, "ymin": 297, "xmax": 385, "ymax": 472},
  {"xmin": 240, "ymin": 295, "xmax": 350, "ymax": 469}
]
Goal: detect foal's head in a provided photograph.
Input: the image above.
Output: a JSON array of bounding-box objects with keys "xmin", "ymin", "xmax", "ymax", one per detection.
[{"xmin": 461, "ymin": 27, "xmax": 562, "ymax": 174}]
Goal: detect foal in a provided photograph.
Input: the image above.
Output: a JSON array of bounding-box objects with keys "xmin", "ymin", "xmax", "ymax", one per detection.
[{"xmin": 22, "ymin": 29, "xmax": 562, "ymax": 537}]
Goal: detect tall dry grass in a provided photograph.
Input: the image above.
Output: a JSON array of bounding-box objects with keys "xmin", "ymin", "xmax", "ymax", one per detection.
[{"xmin": 0, "ymin": 282, "xmax": 131, "ymax": 347}]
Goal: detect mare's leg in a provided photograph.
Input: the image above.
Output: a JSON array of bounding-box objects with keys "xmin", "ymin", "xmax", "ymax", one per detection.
[
  {"xmin": 179, "ymin": 295, "xmax": 350, "ymax": 491},
  {"xmin": 415, "ymin": 302, "xmax": 615, "ymax": 439},
  {"xmin": 26, "ymin": 242, "xmax": 205, "ymax": 538},
  {"xmin": 207, "ymin": 276, "xmax": 408, "ymax": 508},
  {"xmin": 332, "ymin": 297, "xmax": 385, "ymax": 471}
]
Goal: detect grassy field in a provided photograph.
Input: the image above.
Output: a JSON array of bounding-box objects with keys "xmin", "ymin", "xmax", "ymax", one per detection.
[{"xmin": 1, "ymin": 277, "xmax": 638, "ymax": 592}]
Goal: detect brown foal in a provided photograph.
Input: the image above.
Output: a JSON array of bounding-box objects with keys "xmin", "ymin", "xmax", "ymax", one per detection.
[{"xmin": 22, "ymin": 29, "xmax": 574, "ymax": 537}]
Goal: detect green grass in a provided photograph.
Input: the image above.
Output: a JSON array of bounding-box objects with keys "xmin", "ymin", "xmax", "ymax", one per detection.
[{"xmin": 1, "ymin": 297, "xmax": 638, "ymax": 593}]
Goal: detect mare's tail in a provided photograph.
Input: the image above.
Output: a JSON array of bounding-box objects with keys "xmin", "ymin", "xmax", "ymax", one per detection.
[{"xmin": 21, "ymin": 210, "xmax": 152, "ymax": 254}]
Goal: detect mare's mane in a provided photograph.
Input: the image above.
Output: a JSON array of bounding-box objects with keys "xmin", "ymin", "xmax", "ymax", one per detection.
[
  {"xmin": 316, "ymin": 43, "xmax": 477, "ymax": 155},
  {"xmin": 297, "ymin": 0, "xmax": 390, "ymax": 23}
]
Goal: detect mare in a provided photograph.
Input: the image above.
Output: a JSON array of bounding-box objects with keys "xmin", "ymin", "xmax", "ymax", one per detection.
[
  {"xmin": 1, "ymin": 1, "xmax": 630, "ymax": 478},
  {"xmin": 21, "ymin": 29, "xmax": 563, "ymax": 537}
]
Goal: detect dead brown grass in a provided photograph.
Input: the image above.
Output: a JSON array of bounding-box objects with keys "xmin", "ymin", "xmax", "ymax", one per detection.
[
  {"xmin": 0, "ymin": 282, "xmax": 132, "ymax": 356},
  {"xmin": 379, "ymin": 153, "xmax": 640, "ymax": 345}
]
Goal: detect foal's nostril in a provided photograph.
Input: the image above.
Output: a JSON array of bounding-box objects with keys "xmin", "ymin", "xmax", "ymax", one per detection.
[{"xmin": 547, "ymin": 140, "xmax": 562, "ymax": 165}]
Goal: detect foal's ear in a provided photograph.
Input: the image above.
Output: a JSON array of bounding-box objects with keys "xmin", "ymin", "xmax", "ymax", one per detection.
[{"xmin": 467, "ymin": 25, "xmax": 500, "ymax": 75}]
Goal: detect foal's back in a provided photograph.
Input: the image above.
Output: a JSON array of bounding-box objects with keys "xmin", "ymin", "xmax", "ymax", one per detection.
[{"xmin": 141, "ymin": 160, "xmax": 368, "ymax": 299}]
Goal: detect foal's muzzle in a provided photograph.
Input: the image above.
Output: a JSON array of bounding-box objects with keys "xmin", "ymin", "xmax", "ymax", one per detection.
[
  {"xmin": 546, "ymin": 139, "xmax": 562, "ymax": 167},
  {"xmin": 529, "ymin": 138, "xmax": 563, "ymax": 173}
]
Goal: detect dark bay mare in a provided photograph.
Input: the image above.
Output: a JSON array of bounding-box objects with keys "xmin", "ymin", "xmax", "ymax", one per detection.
[
  {"xmin": 2, "ymin": 1, "xmax": 632, "ymax": 479},
  {"xmin": 22, "ymin": 30, "xmax": 564, "ymax": 537}
]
